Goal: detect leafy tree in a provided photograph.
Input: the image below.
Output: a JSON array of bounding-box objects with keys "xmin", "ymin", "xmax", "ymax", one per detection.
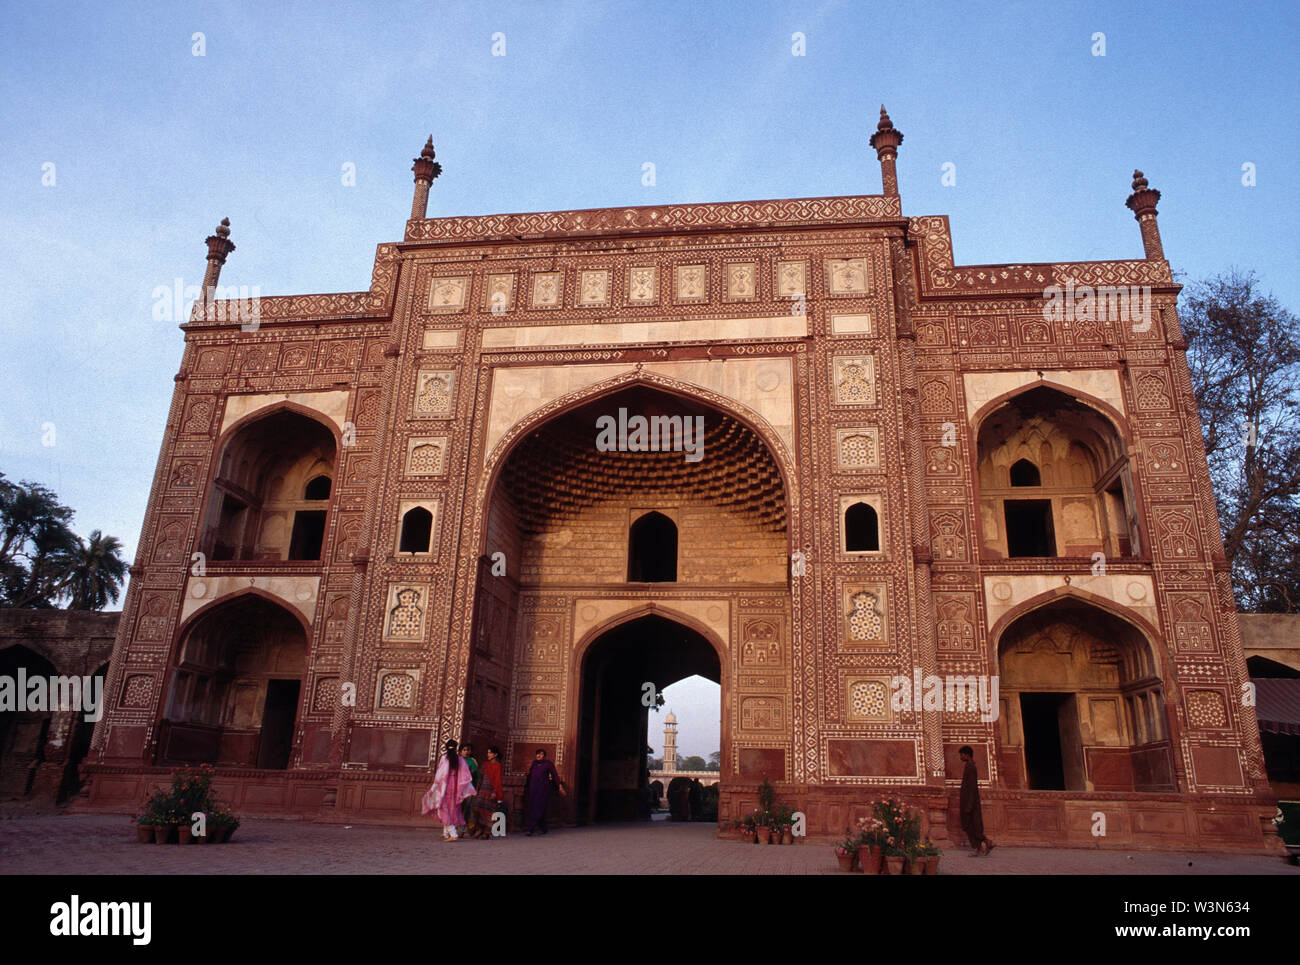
[
  {"xmin": 647, "ymin": 757, "xmax": 663, "ymax": 770},
  {"xmin": 707, "ymin": 750, "xmax": 721, "ymax": 771},
  {"xmin": 0, "ymin": 473, "xmax": 127, "ymax": 609},
  {"xmin": 1182, "ymin": 271, "xmax": 1300, "ymax": 612},
  {"xmin": 678, "ymin": 755, "xmax": 707, "ymax": 772},
  {"xmin": 66, "ymin": 530, "xmax": 129, "ymax": 610}
]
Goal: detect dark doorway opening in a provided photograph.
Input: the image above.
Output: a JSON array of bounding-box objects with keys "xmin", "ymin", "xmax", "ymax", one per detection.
[
  {"xmin": 844, "ymin": 502, "xmax": 880, "ymax": 551},
  {"xmin": 1020, "ymin": 692, "xmax": 1069, "ymax": 790},
  {"xmin": 1009, "ymin": 459, "xmax": 1041, "ymax": 487},
  {"xmin": 1005, "ymin": 499, "xmax": 1055, "ymax": 557},
  {"xmin": 628, "ymin": 512, "xmax": 677, "ymax": 582},
  {"xmin": 399, "ymin": 507, "xmax": 433, "ymax": 553},
  {"xmin": 0, "ymin": 646, "xmax": 58, "ymax": 798},
  {"xmin": 304, "ymin": 475, "xmax": 332, "ymax": 500},
  {"xmin": 213, "ymin": 496, "xmax": 249, "ymax": 560},
  {"xmin": 577, "ymin": 615, "xmax": 718, "ymax": 823},
  {"xmin": 255, "ymin": 679, "xmax": 300, "ymax": 769},
  {"xmin": 288, "ymin": 511, "xmax": 326, "ymax": 560}
]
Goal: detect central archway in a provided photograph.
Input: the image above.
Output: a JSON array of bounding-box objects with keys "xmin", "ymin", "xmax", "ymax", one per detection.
[
  {"xmin": 461, "ymin": 378, "xmax": 788, "ymax": 827},
  {"xmin": 575, "ymin": 614, "xmax": 721, "ymax": 824}
]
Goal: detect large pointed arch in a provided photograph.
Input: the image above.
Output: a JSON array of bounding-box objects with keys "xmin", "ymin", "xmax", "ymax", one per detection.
[
  {"xmin": 972, "ymin": 381, "xmax": 1146, "ymax": 561},
  {"xmin": 198, "ymin": 404, "xmax": 340, "ymax": 563},
  {"xmin": 571, "ymin": 601, "xmax": 728, "ymax": 670},
  {"xmin": 988, "ymin": 586, "xmax": 1164, "ymax": 663},
  {"xmin": 159, "ymin": 590, "xmax": 310, "ymax": 769},
  {"xmin": 169, "ymin": 586, "xmax": 314, "ymax": 657},
  {"xmin": 970, "ymin": 379, "xmax": 1132, "ymax": 443},
  {"xmin": 990, "ymin": 589, "xmax": 1179, "ymax": 793},
  {"xmin": 475, "ymin": 369, "xmax": 798, "ymax": 551}
]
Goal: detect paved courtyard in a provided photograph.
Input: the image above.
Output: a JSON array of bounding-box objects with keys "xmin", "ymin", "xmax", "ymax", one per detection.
[{"xmin": 1, "ymin": 812, "xmax": 1295, "ymax": 875}]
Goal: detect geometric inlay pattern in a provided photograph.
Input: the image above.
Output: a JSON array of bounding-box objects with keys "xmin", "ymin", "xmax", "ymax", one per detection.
[{"xmin": 1186, "ymin": 689, "xmax": 1228, "ymax": 729}]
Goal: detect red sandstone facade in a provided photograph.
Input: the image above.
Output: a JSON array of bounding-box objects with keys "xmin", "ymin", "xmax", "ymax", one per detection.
[{"xmin": 85, "ymin": 113, "xmax": 1278, "ymax": 850}]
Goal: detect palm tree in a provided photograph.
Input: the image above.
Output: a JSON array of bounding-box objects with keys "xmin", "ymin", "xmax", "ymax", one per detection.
[{"xmin": 64, "ymin": 530, "xmax": 128, "ymax": 610}]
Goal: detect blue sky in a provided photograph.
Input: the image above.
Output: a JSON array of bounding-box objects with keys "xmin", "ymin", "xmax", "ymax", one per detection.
[{"xmin": 2, "ymin": 0, "xmax": 1296, "ymax": 610}]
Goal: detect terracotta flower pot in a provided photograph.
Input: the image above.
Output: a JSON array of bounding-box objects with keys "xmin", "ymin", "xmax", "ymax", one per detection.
[
  {"xmin": 177, "ymin": 826, "xmax": 193, "ymax": 845},
  {"xmin": 924, "ymin": 856, "xmax": 941, "ymax": 875},
  {"xmin": 836, "ymin": 853, "xmax": 855, "ymax": 872},
  {"xmin": 153, "ymin": 825, "xmax": 174, "ymax": 844},
  {"xmin": 781, "ymin": 829, "xmax": 793, "ymax": 845},
  {"xmin": 211, "ymin": 827, "xmax": 229, "ymax": 843},
  {"xmin": 223, "ymin": 828, "xmax": 236, "ymax": 843},
  {"xmin": 136, "ymin": 825, "xmax": 154, "ymax": 844},
  {"xmin": 884, "ymin": 856, "xmax": 905, "ymax": 875},
  {"xmin": 858, "ymin": 845, "xmax": 883, "ymax": 874},
  {"xmin": 905, "ymin": 856, "xmax": 924, "ymax": 875},
  {"xmin": 755, "ymin": 826, "xmax": 771, "ymax": 844}
]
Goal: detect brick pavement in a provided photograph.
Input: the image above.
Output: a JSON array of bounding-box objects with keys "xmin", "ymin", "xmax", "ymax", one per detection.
[{"xmin": 1, "ymin": 813, "xmax": 1295, "ymax": 875}]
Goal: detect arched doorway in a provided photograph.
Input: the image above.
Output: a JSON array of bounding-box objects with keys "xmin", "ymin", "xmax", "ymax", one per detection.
[
  {"xmin": 463, "ymin": 379, "xmax": 788, "ymax": 824},
  {"xmin": 996, "ymin": 597, "xmax": 1174, "ymax": 792},
  {"xmin": 976, "ymin": 386, "xmax": 1139, "ymax": 560},
  {"xmin": 159, "ymin": 594, "xmax": 308, "ymax": 768},
  {"xmin": 0, "ymin": 645, "xmax": 58, "ymax": 798},
  {"xmin": 576, "ymin": 614, "xmax": 720, "ymax": 823}
]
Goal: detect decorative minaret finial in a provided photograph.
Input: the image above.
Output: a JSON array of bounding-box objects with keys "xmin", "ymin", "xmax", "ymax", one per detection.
[
  {"xmin": 869, "ymin": 105, "xmax": 904, "ymax": 197},
  {"xmin": 1125, "ymin": 169, "xmax": 1165, "ymax": 260},
  {"xmin": 202, "ymin": 218, "xmax": 235, "ymax": 298},
  {"xmin": 410, "ymin": 136, "xmax": 442, "ymax": 220}
]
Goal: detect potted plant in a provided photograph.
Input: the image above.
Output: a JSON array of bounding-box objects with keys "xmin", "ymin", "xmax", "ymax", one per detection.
[
  {"xmin": 855, "ymin": 816, "xmax": 885, "ymax": 873},
  {"xmin": 152, "ymin": 797, "xmax": 179, "ymax": 844},
  {"xmin": 774, "ymin": 804, "xmax": 796, "ymax": 845},
  {"xmin": 868, "ymin": 796, "xmax": 925, "ymax": 873},
  {"xmin": 920, "ymin": 838, "xmax": 943, "ymax": 875},
  {"xmin": 209, "ymin": 802, "xmax": 240, "ymax": 843},
  {"xmin": 200, "ymin": 811, "xmax": 219, "ymax": 843},
  {"xmin": 882, "ymin": 840, "xmax": 906, "ymax": 875},
  {"xmin": 171, "ymin": 764, "xmax": 214, "ymax": 842},
  {"xmin": 904, "ymin": 842, "xmax": 926, "ymax": 874},
  {"xmin": 739, "ymin": 814, "xmax": 757, "ymax": 844},
  {"xmin": 833, "ymin": 832, "xmax": 861, "ymax": 872},
  {"xmin": 134, "ymin": 810, "xmax": 155, "ymax": 844}
]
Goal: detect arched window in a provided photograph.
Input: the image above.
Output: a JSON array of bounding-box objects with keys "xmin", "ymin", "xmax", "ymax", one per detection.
[
  {"xmin": 202, "ymin": 409, "xmax": 336, "ymax": 561},
  {"xmin": 628, "ymin": 512, "xmax": 677, "ymax": 582},
  {"xmin": 1009, "ymin": 459, "xmax": 1041, "ymax": 487},
  {"xmin": 399, "ymin": 507, "xmax": 434, "ymax": 554},
  {"xmin": 977, "ymin": 386, "xmax": 1137, "ymax": 560},
  {"xmin": 304, "ymin": 475, "xmax": 331, "ymax": 500},
  {"xmin": 844, "ymin": 502, "xmax": 880, "ymax": 552}
]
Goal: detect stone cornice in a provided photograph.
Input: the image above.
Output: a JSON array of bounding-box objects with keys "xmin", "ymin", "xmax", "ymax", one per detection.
[{"xmin": 403, "ymin": 194, "xmax": 904, "ymax": 244}]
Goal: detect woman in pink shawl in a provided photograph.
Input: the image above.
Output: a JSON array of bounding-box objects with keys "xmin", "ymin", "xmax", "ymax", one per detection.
[{"xmin": 423, "ymin": 739, "xmax": 476, "ymax": 841}]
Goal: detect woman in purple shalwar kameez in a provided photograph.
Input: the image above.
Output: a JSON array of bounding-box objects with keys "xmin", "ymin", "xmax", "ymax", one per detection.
[
  {"xmin": 423, "ymin": 740, "xmax": 476, "ymax": 841},
  {"xmin": 523, "ymin": 748, "xmax": 562, "ymax": 835}
]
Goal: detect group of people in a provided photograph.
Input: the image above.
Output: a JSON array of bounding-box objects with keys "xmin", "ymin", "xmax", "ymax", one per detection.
[
  {"xmin": 427, "ymin": 741, "xmax": 994, "ymax": 853},
  {"xmin": 422, "ymin": 743, "xmax": 566, "ymax": 840}
]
